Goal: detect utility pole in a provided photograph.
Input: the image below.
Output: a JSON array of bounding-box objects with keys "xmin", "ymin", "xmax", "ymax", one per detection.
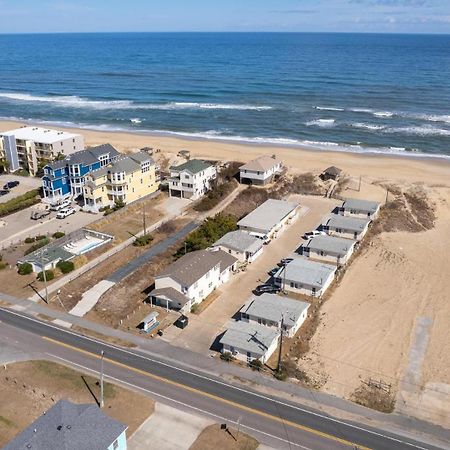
[
  {"xmin": 385, "ymin": 188, "xmax": 389, "ymax": 204},
  {"xmin": 100, "ymin": 350, "xmax": 105, "ymax": 408},
  {"xmin": 184, "ymin": 241, "xmax": 187, "ymax": 255},
  {"xmin": 282, "ymin": 262, "xmax": 287, "ymax": 294},
  {"xmin": 39, "ymin": 250, "xmax": 49, "ymax": 304},
  {"xmin": 277, "ymin": 315, "xmax": 284, "ymax": 373},
  {"xmin": 236, "ymin": 416, "xmax": 242, "ymax": 440},
  {"xmin": 358, "ymin": 175, "xmax": 362, "ymax": 192},
  {"xmin": 143, "ymin": 203, "xmax": 147, "ymax": 235},
  {"xmin": 56, "ymin": 289, "xmax": 67, "ymax": 312}
]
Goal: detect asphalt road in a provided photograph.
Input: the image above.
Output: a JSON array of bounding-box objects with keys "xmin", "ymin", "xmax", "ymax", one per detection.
[
  {"xmin": 0, "ymin": 307, "xmax": 445, "ymax": 450},
  {"xmin": 106, "ymin": 220, "xmax": 197, "ymax": 283}
]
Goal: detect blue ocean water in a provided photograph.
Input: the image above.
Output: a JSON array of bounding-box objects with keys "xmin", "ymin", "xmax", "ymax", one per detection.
[{"xmin": 0, "ymin": 32, "xmax": 450, "ymax": 158}]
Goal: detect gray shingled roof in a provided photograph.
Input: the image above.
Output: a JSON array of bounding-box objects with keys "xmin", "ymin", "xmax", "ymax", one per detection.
[
  {"xmin": 241, "ymin": 293, "xmax": 310, "ymax": 328},
  {"xmin": 304, "ymin": 235, "xmax": 356, "ymax": 256},
  {"xmin": 323, "ymin": 214, "xmax": 371, "ymax": 233},
  {"xmin": 214, "ymin": 230, "xmax": 263, "ymax": 254},
  {"xmin": 220, "ymin": 321, "xmax": 279, "ymax": 357},
  {"xmin": 169, "ymin": 159, "xmax": 212, "ymax": 175},
  {"xmin": 323, "ymin": 166, "xmax": 342, "ymax": 176},
  {"xmin": 156, "ymin": 249, "xmax": 237, "ymax": 287},
  {"xmin": 237, "ymin": 199, "xmax": 298, "ymax": 234},
  {"xmin": 3, "ymin": 399, "xmax": 127, "ymax": 450},
  {"xmin": 66, "ymin": 144, "xmax": 119, "ymax": 166},
  {"xmin": 108, "ymin": 156, "xmax": 140, "ymax": 174},
  {"xmin": 149, "ymin": 287, "xmax": 190, "ymax": 307},
  {"xmin": 21, "ymin": 246, "xmax": 75, "ymax": 267},
  {"xmin": 129, "ymin": 152, "xmax": 154, "ymax": 165},
  {"xmin": 240, "ymin": 155, "xmax": 281, "ymax": 172},
  {"xmin": 342, "ymin": 198, "xmax": 380, "ymax": 213},
  {"xmin": 274, "ymin": 257, "xmax": 336, "ymax": 288}
]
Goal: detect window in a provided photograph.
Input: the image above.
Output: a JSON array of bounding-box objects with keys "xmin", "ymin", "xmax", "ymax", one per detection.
[{"xmin": 113, "ymin": 439, "xmax": 119, "ymax": 450}]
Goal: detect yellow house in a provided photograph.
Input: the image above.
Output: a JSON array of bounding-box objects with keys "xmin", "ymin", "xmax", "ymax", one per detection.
[{"xmin": 83, "ymin": 152, "xmax": 158, "ymax": 213}]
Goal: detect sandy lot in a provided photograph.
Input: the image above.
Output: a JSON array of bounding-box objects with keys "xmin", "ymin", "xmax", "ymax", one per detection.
[
  {"xmin": 0, "ymin": 360, "xmax": 154, "ymax": 447},
  {"xmin": 190, "ymin": 424, "xmax": 259, "ymax": 450}
]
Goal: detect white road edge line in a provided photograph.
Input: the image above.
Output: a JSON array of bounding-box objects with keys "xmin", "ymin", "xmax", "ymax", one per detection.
[
  {"xmin": 47, "ymin": 353, "xmax": 312, "ymax": 450},
  {"xmin": 0, "ymin": 307, "xmax": 429, "ymax": 450}
]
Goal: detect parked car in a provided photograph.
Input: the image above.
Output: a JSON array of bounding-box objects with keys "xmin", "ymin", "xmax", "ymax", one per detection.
[
  {"xmin": 175, "ymin": 315, "xmax": 189, "ymax": 329},
  {"xmin": 268, "ymin": 267, "xmax": 279, "ymax": 277},
  {"xmin": 51, "ymin": 199, "xmax": 71, "ymax": 211},
  {"xmin": 56, "ymin": 207, "xmax": 76, "ymax": 219},
  {"xmin": 303, "ymin": 230, "xmax": 326, "ymax": 239},
  {"xmin": 254, "ymin": 284, "xmax": 281, "ymax": 296},
  {"xmin": 277, "ymin": 258, "xmax": 293, "ymax": 267},
  {"xmin": 2, "ymin": 180, "xmax": 19, "ymax": 190},
  {"xmin": 0, "ymin": 190, "xmax": 8, "ymax": 196}
]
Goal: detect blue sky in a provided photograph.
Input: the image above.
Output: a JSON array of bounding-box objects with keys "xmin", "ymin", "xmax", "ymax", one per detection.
[{"xmin": 1, "ymin": 0, "xmax": 449, "ymax": 33}]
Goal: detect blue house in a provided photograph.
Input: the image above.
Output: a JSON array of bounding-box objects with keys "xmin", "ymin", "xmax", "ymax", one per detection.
[
  {"xmin": 3, "ymin": 399, "xmax": 128, "ymax": 450},
  {"xmin": 42, "ymin": 144, "xmax": 119, "ymax": 202}
]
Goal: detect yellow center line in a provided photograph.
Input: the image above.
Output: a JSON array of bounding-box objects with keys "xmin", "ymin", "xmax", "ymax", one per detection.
[{"xmin": 42, "ymin": 335, "xmax": 370, "ymax": 449}]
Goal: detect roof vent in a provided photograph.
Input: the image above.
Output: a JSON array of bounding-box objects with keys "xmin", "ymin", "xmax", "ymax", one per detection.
[{"xmin": 57, "ymin": 425, "xmax": 62, "ymax": 431}]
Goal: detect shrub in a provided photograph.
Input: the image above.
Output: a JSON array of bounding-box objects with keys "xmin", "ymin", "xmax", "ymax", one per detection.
[
  {"xmin": 0, "ymin": 189, "xmax": 40, "ymax": 217},
  {"xmin": 56, "ymin": 260, "xmax": 75, "ymax": 274},
  {"xmin": 18, "ymin": 262, "xmax": 33, "ymax": 275},
  {"xmin": 190, "ymin": 304, "xmax": 199, "ymax": 314},
  {"xmin": 35, "ymin": 235, "xmax": 47, "ymax": 241},
  {"xmin": 133, "ymin": 234, "xmax": 153, "ymax": 247},
  {"xmin": 220, "ymin": 352, "xmax": 234, "ymax": 362},
  {"xmin": 175, "ymin": 213, "xmax": 237, "ymax": 257},
  {"xmin": 24, "ymin": 237, "xmax": 35, "ymax": 244},
  {"xmin": 52, "ymin": 231, "xmax": 65, "ymax": 239},
  {"xmin": 0, "ymin": 262, "xmax": 7, "ymax": 270},
  {"xmin": 24, "ymin": 237, "xmax": 49, "ymax": 255},
  {"xmin": 193, "ymin": 179, "xmax": 237, "ymax": 212},
  {"xmin": 37, "ymin": 270, "xmax": 54, "ymax": 282},
  {"xmin": 249, "ymin": 359, "xmax": 263, "ymax": 371},
  {"xmin": 274, "ymin": 368, "xmax": 288, "ymax": 381}
]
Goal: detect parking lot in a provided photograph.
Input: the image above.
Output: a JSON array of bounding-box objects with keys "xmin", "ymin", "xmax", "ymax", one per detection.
[
  {"xmin": 0, "ymin": 174, "xmax": 42, "ymax": 203},
  {"xmin": 0, "ymin": 205, "xmax": 100, "ymax": 249},
  {"xmin": 162, "ymin": 194, "xmax": 339, "ymax": 355}
]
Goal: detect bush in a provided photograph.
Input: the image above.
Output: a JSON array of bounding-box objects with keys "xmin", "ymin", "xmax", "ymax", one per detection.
[
  {"xmin": 24, "ymin": 237, "xmax": 49, "ymax": 255},
  {"xmin": 133, "ymin": 234, "xmax": 153, "ymax": 247},
  {"xmin": 0, "ymin": 262, "xmax": 7, "ymax": 270},
  {"xmin": 193, "ymin": 179, "xmax": 237, "ymax": 212},
  {"xmin": 175, "ymin": 213, "xmax": 237, "ymax": 257},
  {"xmin": 190, "ymin": 304, "xmax": 199, "ymax": 314},
  {"xmin": 18, "ymin": 262, "xmax": 33, "ymax": 275},
  {"xmin": 249, "ymin": 359, "xmax": 263, "ymax": 371},
  {"xmin": 35, "ymin": 235, "xmax": 47, "ymax": 241},
  {"xmin": 220, "ymin": 351, "xmax": 234, "ymax": 362},
  {"xmin": 37, "ymin": 270, "xmax": 54, "ymax": 282},
  {"xmin": 52, "ymin": 231, "xmax": 65, "ymax": 239},
  {"xmin": 24, "ymin": 237, "xmax": 35, "ymax": 244},
  {"xmin": 274, "ymin": 368, "xmax": 288, "ymax": 381},
  {"xmin": 0, "ymin": 189, "xmax": 40, "ymax": 217},
  {"xmin": 56, "ymin": 260, "xmax": 75, "ymax": 274}
]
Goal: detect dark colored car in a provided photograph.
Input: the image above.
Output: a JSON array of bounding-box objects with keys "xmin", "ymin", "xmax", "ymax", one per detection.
[
  {"xmin": 277, "ymin": 258, "xmax": 293, "ymax": 267},
  {"xmin": 0, "ymin": 190, "xmax": 8, "ymax": 196},
  {"xmin": 175, "ymin": 315, "xmax": 189, "ymax": 329},
  {"xmin": 3, "ymin": 181, "xmax": 19, "ymax": 190},
  {"xmin": 254, "ymin": 284, "xmax": 281, "ymax": 296}
]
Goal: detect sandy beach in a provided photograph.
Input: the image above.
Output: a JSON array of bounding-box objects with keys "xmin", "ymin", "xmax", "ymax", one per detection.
[
  {"xmin": 2, "ymin": 119, "xmax": 450, "ymax": 426},
  {"xmin": 1, "ymin": 120, "xmax": 450, "ymax": 188}
]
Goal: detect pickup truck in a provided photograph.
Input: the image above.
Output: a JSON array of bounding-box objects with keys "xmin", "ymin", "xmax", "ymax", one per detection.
[{"xmin": 30, "ymin": 205, "xmax": 51, "ymax": 220}]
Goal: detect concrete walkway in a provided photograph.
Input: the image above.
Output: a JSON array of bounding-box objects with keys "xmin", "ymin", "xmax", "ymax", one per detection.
[
  {"xmin": 69, "ymin": 280, "xmax": 116, "ymax": 317},
  {"xmin": 129, "ymin": 403, "xmax": 213, "ymax": 450}
]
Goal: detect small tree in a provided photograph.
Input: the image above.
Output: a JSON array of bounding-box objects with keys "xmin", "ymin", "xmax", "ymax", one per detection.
[
  {"xmin": 56, "ymin": 260, "xmax": 75, "ymax": 274},
  {"xmin": 37, "ymin": 270, "xmax": 54, "ymax": 282},
  {"xmin": 52, "ymin": 231, "xmax": 65, "ymax": 239},
  {"xmin": 18, "ymin": 263, "xmax": 33, "ymax": 275},
  {"xmin": 249, "ymin": 359, "xmax": 263, "ymax": 371},
  {"xmin": 133, "ymin": 234, "xmax": 153, "ymax": 247},
  {"xmin": 220, "ymin": 351, "xmax": 234, "ymax": 362}
]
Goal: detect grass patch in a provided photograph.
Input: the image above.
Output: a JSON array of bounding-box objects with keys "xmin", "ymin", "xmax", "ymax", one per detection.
[
  {"xmin": 193, "ymin": 179, "xmax": 237, "ymax": 212},
  {"xmin": 0, "ymin": 189, "xmax": 41, "ymax": 217},
  {"xmin": 350, "ymin": 381, "xmax": 396, "ymax": 413}
]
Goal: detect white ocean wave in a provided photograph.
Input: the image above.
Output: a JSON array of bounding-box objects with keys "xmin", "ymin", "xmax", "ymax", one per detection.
[
  {"xmin": 373, "ymin": 111, "xmax": 394, "ymax": 118},
  {"xmin": 305, "ymin": 118, "xmax": 336, "ymax": 128},
  {"xmin": 0, "ymin": 92, "xmax": 272, "ymax": 111},
  {"xmin": 383, "ymin": 126, "xmax": 450, "ymax": 137},
  {"xmin": 314, "ymin": 106, "xmax": 344, "ymax": 112},
  {"xmin": 350, "ymin": 122, "xmax": 386, "ymax": 131}
]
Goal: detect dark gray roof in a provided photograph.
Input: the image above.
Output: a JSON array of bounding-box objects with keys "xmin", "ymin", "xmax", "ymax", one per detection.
[
  {"xmin": 237, "ymin": 199, "xmax": 298, "ymax": 234},
  {"xmin": 108, "ymin": 156, "xmax": 140, "ymax": 174},
  {"xmin": 220, "ymin": 321, "xmax": 279, "ymax": 357},
  {"xmin": 3, "ymin": 399, "xmax": 127, "ymax": 450},
  {"xmin": 241, "ymin": 294, "xmax": 310, "ymax": 328},
  {"xmin": 323, "ymin": 166, "xmax": 342, "ymax": 175},
  {"xmin": 304, "ymin": 235, "xmax": 356, "ymax": 256},
  {"xmin": 129, "ymin": 152, "xmax": 154, "ymax": 165},
  {"xmin": 48, "ymin": 144, "xmax": 119, "ymax": 168},
  {"xmin": 169, "ymin": 159, "xmax": 212, "ymax": 175},
  {"xmin": 323, "ymin": 214, "xmax": 371, "ymax": 233},
  {"xmin": 214, "ymin": 230, "xmax": 263, "ymax": 254},
  {"xmin": 342, "ymin": 198, "xmax": 380, "ymax": 213},
  {"xmin": 274, "ymin": 257, "xmax": 336, "ymax": 288},
  {"xmin": 20, "ymin": 246, "xmax": 75, "ymax": 266},
  {"xmin": 46, "ymin": 159, "xmax": 67, "ymax": 171},
  {"xmin": 156, "ymin": 249, "xmax": 237, "ymax": 287},
  {"xmin": 149, "ymin": 287, "xmax": 190, "ymax": 307}
]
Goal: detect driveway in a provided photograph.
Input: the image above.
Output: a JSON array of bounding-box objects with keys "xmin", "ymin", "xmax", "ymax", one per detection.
[
  {"xmin": 163, "ymin": 195, "xmax": 339, "ymax": 355},
  {"xmin": 0, "ymin": 174, "xmax": 41, "ymax": 204},
  {"xmin": 0, "ymin": 207, "xmax": 99, "ymax": 250}
]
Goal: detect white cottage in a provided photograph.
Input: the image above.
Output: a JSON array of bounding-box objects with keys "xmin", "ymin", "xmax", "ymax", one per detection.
[{"xmin": 239, "ymin": 155, "xmax": 283, "ymax": 185}]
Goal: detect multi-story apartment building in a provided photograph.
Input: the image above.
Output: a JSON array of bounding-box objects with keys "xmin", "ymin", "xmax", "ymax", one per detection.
[
  {"xmin": 0, "ymin": 126, "xmax": 84, "ymax": 176},
  {"xmin": 42, "ymin": 144, "xmax": 119, "ymax": 202},
  {"xmin": 83, "ymin": 152, "xmax": 159, "ymax": 212},
  {"xmin": 168, "ymin": 159, "xmax": 216, "ymax": 200}
]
